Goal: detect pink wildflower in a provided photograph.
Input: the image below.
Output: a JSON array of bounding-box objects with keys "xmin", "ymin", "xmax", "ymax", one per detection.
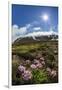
[
  {"xmin": 30, "ymin": 64, "xmax": 37, "ymax": 69},
  {"xmin": 40, "ymin": 57, "xmax": 45, "ymax": 61},
  {"xmin": 46, "ymin": 67, "xmax": 51, "ymax": 73},
  {"xmin": 22, "ymin": 70, "xmax": 32, "ymax": 80},
  {"xmin": 36, "ymin": 63, "xmax": 43, "ymax": 68},
  {"xmin": 41, "ymin": 61, "xmax": 45, "ymax": 65},
  {"xmin": 34, "ymin": 59, "xmax": 40, "ymax": 64},
  {"xmin": 51, "ymin": 70, "xmax": 57, "ymax": 77},
  {"xmin": 18, "ymin": 65, "xmax": 26, "ymax": 73}
]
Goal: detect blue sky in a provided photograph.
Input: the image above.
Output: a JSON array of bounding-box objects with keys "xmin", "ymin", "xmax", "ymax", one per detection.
[{"xmin": 12, "ymin": 4, "xmax": 58, "ymax": 41}]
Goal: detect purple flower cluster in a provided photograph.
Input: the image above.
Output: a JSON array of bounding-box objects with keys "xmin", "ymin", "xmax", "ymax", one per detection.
[
  {"xmin": 46, "ymin": 67, "xmax": 51, "ymax": 73},
  {"xmin": 30, "ymin": 57, "xmax": 45, "ymax": 69},
  {"xmin": 22, "ymin": 70, "xmax": 32, "ymax": 80},
  {"xmin": 33, "ymin": 59, "xmax": 40, "ymax": 64},
  {"xmin": 40, "ymin": 57, "xmax": 45, "ymax": 61},
  {"xmin": 46, "ymin": 67, "xmax": 57, "ymax": 77},
  {"xmin": 30, "ymin": 64, "xmax": 37, "ymax": 69},
  {"xmin": 17, "ymin": 55, "xmax": 57, "ymax": 81},
  {"xmin": 18, "ymin": 65, "xmax": 26, "ymax": 73},
  {"xmin": 36, "ymin": 63, "xmax": 43, "ymax": 68},
  {"xmin": 51, "ymin": 70, "xmax": 57, "ymax": 77},
  {"xmin": 18, "ymin": 65, "xmax": 32, "ymax": 80}
]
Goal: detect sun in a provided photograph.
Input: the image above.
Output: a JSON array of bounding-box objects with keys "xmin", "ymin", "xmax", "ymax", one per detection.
[{"xmin": 41, "ymin": 14, "xmax": 49, "ymax": 21}]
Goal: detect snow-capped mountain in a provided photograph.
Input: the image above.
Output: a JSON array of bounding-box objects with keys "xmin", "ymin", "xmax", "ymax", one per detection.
[{"xmin": 13, "ymin": 31, "xmax": 58, "ymax": 45}]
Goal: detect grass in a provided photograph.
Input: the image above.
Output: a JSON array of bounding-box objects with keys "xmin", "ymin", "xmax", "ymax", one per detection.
[{"xmin": 12, "ymin": 40, "xmax": 58, "ymax": 85}]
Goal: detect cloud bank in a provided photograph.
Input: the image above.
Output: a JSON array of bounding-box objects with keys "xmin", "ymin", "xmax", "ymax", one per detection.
[
  {"xmin": 12, "ymin": 23, "xmax": 58, "ymax": 42},
  {"xmin": 12, "ymin": 25, "xmax": 27, "ymax": 42}
]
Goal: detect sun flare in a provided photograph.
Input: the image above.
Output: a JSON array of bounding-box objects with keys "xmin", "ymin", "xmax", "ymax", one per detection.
[{"xmin": 42, "ymin": 14, "xmax": 49, "ymax": 21}]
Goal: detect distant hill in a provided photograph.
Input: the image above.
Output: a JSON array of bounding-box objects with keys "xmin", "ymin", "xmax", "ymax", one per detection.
[{"xmin": 13, "ymin": 34, "xmax": 58, "ymax": 45}]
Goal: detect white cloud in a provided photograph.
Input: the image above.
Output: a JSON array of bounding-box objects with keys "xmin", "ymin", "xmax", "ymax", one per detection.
[
  {"xmin": 12, "ymin": 25, "xmax": 18, "ymax": 41},
  {"xmin": 12, "ymin": 24, "xmax": 27, "ymax": 42},
  {"xmin": 26, "ymin": 24, "xmax": 31, "ymax": 29},
  {"xmin": 19, "ymin": 27, "xmax": 27, "ymax": 34},
  {"xmin": 25, "ymin": 30, "xmax": 58, "ymax": 37},
  {"xmin": 33, "ymin": 27, "xmax": 41, "ymax": 31},
  {"xmin": 12, "ymin": 24, "xmax": 58, "ymax": 42}
]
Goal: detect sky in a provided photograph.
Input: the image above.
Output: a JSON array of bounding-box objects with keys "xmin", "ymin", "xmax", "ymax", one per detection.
[{"xmin": 12, "ymin": 4, "xmax": 58, "ymax": 41}]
